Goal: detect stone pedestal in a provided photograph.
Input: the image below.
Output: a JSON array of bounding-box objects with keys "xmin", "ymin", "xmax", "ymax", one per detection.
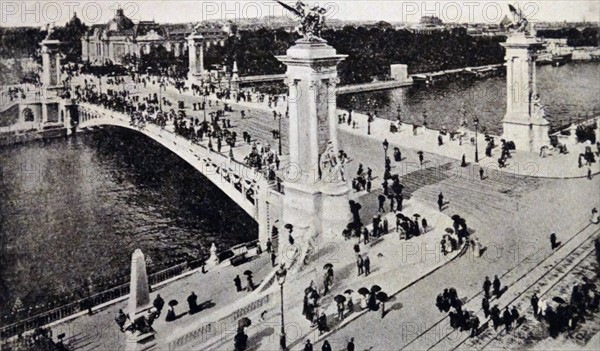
[
  {"xmin": 40, "ymin": 38, "xmax": 62, "ymax": 89},
  {"xmin": 127, "ymin": 249, "xmax": 151, "ymax": 320},
  {"xmin": 187, "ymin": 34, "xmax": 205, "ymax": 84},
  {"xmin": 501, "ymin": 33, "xmax": 549, "ymax": 152},
  {"xmin": 276, "ymin": 40, "xmax": 352, "ymax": 264}
]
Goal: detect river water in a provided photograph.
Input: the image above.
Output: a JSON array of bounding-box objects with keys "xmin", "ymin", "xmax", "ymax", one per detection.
[
  {"xmin": 339, "ymin": 61, "xmax": 600, "ymax": 135},
  {"xmin": 0, "ymin": 128, "xmax": 257, "ymax": 317},
  {"xmin": 0, "ymin": 61, "xmax": 598, "ymax": 320}
]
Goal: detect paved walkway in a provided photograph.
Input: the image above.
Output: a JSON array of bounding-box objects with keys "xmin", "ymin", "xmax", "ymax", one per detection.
[
  {"xmin": 338, "ymin": 110, "xmax": 600, "ymax": 179},
  {"xmin": 54, "ymin": 254, "xmax": 274, "ymax": 350}
]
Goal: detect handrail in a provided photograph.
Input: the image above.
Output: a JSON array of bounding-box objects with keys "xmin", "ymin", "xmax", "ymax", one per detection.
[{"xmin": 0, "ymin": 257, "xmax": 200, "ymax": 340}]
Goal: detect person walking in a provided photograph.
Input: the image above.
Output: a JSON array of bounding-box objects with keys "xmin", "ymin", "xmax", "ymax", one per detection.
[
  {"xmin": 503, "ymin": 306, "xmax": 512, "ymax": 332},
  {"xmin": 347, "ymin": 337, "xmax": 355, "ymax": 351},
  {"xmin": 266, "ymin": 238, "xmax": 272, "ymax": 253},
  {"xmin": 337, "ymin": 301, "xmax": 345, "ymax": 320},
  {"xmin": 364, "ymin": 254, "xmax": 371, "ymax": 276},
  {"xmin": 234, "ymin": 275, "xmax": 242, "ymax": 292},
  {"xmin": 493, "ymin": 275, "xmax": 501, "ymax": 297},
  {"xmin": 115, "ymin": 309, "xmax": 128, "ymax": 332},
  {"xmin": 531, "ymin": 293, "xmax": 540, "ymax": 318},
  {"xmin": 357, "ymin": 254, "xmax": 364, "ymax": 276},
  {"xmin": 362, "ymin": 227, "xmax": 370, "ymax": 244},
  {"xmin": 378, "ymin": 194, "xmax": 386, "ymax": 212},
  {"xmin": 483, "ymin": 276, "xmax": 491, "ymax": 298},
  {"xmin": 482, "ymin": 296, "xmax": 490, "ymax": 318},
  {"xmin": 153, "ymin": 294, "xmax": 165, "ymax": 316},
  {"xmin": 510, "ymin": 306, "xmax": 520, "ymax": 329},
  {"xmin": 479, "ymin": 168, "xmax": 484, "ymax": 180},
  {"xmin": 321, "ymin": 340, "xmax": 332, "ymax": 351},
  {"xmin": 304, "ymin": 339, "xmax": 313, "ymax": 351},
  {"xmin": 438, "ymin": 192, "xmax": 444, "ymax": 211},
  {"xmin": 490, "ymin": 305, "xmax": 501, "ymax": 331},
  {"xmin": 470, "ymin": 315, "xmax": 480, "ymax": 338}
]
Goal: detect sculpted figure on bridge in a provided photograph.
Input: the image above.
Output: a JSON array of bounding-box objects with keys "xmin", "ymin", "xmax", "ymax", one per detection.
[
  {"xmin": 507, "ymin": 4, "xmax": 530, "ymax": 34},
  {"xmin": 319, "ymin": 141, "xmax": 346, "ymax": 183},
  {"xmin": 276, "ymin": 1, "xmax": 328, "ymax": 42}
]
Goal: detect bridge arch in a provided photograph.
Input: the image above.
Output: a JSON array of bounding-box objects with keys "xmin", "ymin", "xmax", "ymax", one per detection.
[{"xmin": 75, "ymin": 104, "xmax": 269, "ymax": 222}]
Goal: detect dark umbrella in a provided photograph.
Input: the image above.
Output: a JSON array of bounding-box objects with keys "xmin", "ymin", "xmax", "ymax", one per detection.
[
  {"xmin": 371, "ymin": 285, "xmax": 382, "ymax": 293},
  {"xmin": 284, "ymin": 223, "xmax": 293, "ymax": 230},
  {"xmin": 451, "ymin": 215, "xmax": 461, "ymax": 221},
  {"xmin": 417, "ymin": 151, "xmax": 424, "ymax": 154},
  {"xmin": 445, "ymin": 228, "xmax": 454, "ymax": 234},
  {"xmin": 358, "ymin": 287, "xmax": 370, "ymax": 295},
  {"xmin": 376, "ymin": 292, "xmax": 389, "ymax": 302},
  {"xmin": 323, "ymin": 263, "xmax": 333, "ymax": 270},
  {"xmin": 168, "ymin": 300, "xmax": 178, "ymax": 307},
  {"xmin": 243, "ymin": 270, "xmax": 253, "ymax": 276},
  {"xmin": 305, "ymin": 287, "xmax": 314, "ymax": 295},
  {"xmin": 334, "ymin": 295, "xmax": 347, "ymax": 303},
  {"xmin": 238, "ymin": 317, "xmax": 252, "ymax": 329},
  {"xmin": 553, "ymin": 297, "xmax": 567, "ymax": 304},
  {"xmin": 413, "ymin": 214, "xmax": 420, "ymax": 218},
  {"xmin": 344, "ymin": 289, "xmax": 354, "ymax": 295}
]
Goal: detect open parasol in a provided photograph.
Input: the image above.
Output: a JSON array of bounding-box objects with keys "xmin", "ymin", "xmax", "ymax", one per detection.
[
  {"xmin": 445, "ymin": 228, "xmax": 454, "ymax": 234},
  {"xmin": 168, "ymin": 300, "xmax": 178, "ymax": 307},
  {"xmin": 344, "ymin": 289, "xmax": 354, "ymax": 295},
  {"xmin": 451, "ymin": 215, "xmax": 461, "ymax": 221},
  {"xmin": 323, "ymin": 263, "xmax": 333, "ymax": 270},
  {"xmin": 552, "ymin": 296, "xmax": 567, "ymax": 304},
  {"xmin": 334, "ymin": 295, "xmax": 347, "ymax": 303},
  {"xmin": 376, "ymin": 292, "xmax": 389, "ymax": 302},
  {"xmin": 243, "ymin": 270, "xmax": 253, "ymax": 276},
  {"xmin": 238, "ymin": 317, "xmax": 252, "ymax": 329},
  {"xmin": 358, "ymin": 287, "xmax": 370, "ymax": 295},
  {"xmin": 371, "ymin": 285, "xmax": 382, "ymax": 293}
]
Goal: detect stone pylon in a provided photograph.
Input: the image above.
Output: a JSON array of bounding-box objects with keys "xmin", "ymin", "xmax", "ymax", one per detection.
[
  {"xmin": 187, "ymin": 33, "xmax": 205, "ymax": 84},
  {"xmin": 501, "ymin": 32, "xmax": 550, "ymax": 152},
  {"xmin": 127, "ymin": 249, "xmax": 151, "ymax": 320},
  {"xmin": 276, "ymin": 40, "xmax": 352, "ymax": 269}
]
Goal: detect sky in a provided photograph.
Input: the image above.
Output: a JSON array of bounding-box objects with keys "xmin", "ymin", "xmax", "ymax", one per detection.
[{"xmin": 1, "ymin": 0, "xmax": 598, "ymax": 28}]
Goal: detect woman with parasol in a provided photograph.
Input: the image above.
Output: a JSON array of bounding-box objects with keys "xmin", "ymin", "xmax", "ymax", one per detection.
[
  {"xmin": 244, "ymin": 270, "xmax": 254, "ymax": 291},
  {"xmin": 165, "ymin": 300, "xmax": 178, "ymax": 322},
  {"xmin": 334, "ymin": 294, "xmax": 346, "ymax": 320},
  {"xmin": 345, "ymin": 289, "xmax": 354, "ymax": 313}
]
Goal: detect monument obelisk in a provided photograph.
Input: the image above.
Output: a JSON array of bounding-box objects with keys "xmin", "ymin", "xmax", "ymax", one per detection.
[{"xmin": 275, "ymin": 1, "xmax": 352, "ymax": 266}]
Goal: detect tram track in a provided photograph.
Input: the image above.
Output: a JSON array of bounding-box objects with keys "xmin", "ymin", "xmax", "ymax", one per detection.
[
  {"xmin": 399, "ymin": 222, "xmax": 599, "ymax": 351},
  {"xmin": 472, "ymin": 242, "xmax": 597, "ymax": 350}
]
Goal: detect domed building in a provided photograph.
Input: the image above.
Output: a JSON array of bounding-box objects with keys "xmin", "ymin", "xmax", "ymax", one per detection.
[{"xmin": 81, "ymin": 9, "xmax": 231, "ymax": 65}]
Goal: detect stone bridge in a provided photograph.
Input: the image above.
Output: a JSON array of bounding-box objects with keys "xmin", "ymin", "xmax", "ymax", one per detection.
[{"xmin": 76, "ymin": 103, "xmax": 282, "ymax": 246}]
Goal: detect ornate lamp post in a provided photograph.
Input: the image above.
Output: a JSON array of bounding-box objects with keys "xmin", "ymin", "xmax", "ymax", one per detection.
[
  {"xmin": 276, "ymin": 265, "xmax": 288, "ymax": 351},
  {"xmin": 203, "ymin": 92, "xmax": 207, "ymax": 123},
  {"xmin": 278, "ymin": 114, "xmax": 283, "ymax": 156},
  {"xmin": 382, "ymin": 139, "xmax": 389, "ymax": 163},
  {"xmin": 396, "ymin": 106, "xmax": 402, "ymax": 123},
  {"xmin": 474, "ymin": 117, "xmax": 480, "ymax": 163},
  {"xmin": 422, "ymin": 109, "xmax": 428, "ymax": 129},
  {"xmin": 159, "ymin": 82, "xmax": 165, "ymax": 113}
]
